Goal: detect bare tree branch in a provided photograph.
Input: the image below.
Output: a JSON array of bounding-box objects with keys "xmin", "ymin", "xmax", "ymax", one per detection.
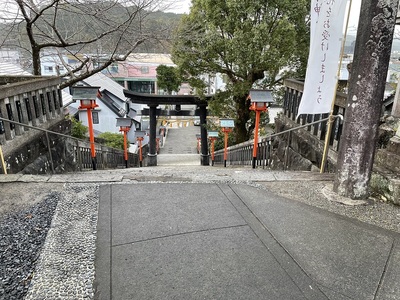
[{"xmin": 0, "ymin": 0, "xmax": 179, "ymax": 86}]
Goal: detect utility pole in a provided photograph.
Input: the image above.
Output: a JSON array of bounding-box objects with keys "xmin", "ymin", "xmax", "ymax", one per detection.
[{"xmin": 333, "ymin": 0, "xmax": 399, "ymax": 199}]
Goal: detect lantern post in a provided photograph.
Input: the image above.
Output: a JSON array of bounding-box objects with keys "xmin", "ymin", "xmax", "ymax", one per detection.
[
  {"xmin": 220, "ymin": 119, "xmax": 234, "ymax": 167},
  {"xmin": 116, "ymin": 117, "xmax": 133, "ymax": 168},
  {"xmin": 248, "ymin": 89, "xmax": 274, "ymax": 169},
  {"xmin": 208, "ymin": 131, "xmax": 219, "ymax": 166},
  {"xmin": 72, "ymin": 86, "xmax": 100, "ymax": 170}
]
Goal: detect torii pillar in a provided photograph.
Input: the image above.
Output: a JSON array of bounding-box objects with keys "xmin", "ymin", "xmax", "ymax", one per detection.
[
  {"xmin": 148, "ymin": 104, "xmax": 158, "ymax": 166},
  {"xmin": 199, "ymin": 104, "xmax": 209, "ymax": 166}
]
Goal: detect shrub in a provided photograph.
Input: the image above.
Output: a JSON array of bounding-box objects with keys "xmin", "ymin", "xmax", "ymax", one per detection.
[
  {"xmin": 68, "ymin": 116, "xmax": 87, "ymax": 139},
  {"xmin": 98, "ymin": 132, "xmax": 124, "ymax": 150}
]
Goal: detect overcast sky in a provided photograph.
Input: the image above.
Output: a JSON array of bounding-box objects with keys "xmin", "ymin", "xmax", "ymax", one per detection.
[
  {"xmin": 347, "ymin": 0, "xmax": 362, "ymax": 34},
  {"xmin": 166, "ymin": 0, "xmax": 362, "ymax": 29},
  {"xmin": 165, "ymin": 0, "xmax": 191, "ymax": 14}
]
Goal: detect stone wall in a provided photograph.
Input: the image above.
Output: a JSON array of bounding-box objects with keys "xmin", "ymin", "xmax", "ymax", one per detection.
[
  {"xmin": 271, "ymin": 115, "xmax": 400, "ymax": 204},
  {"xmin": 370, "ymin": 116, "xmax": 400, "ymax": 204},
  {"xmin": 4, "ymin": 119, "xmax": 76, "ymax": 174},
  {"xmin": 269, "ymin": 117, "xmax": 337, "ymax": 172},
  {"xmin": 2, "ymin": 118, "xmax": 140, "ymax": 174}
]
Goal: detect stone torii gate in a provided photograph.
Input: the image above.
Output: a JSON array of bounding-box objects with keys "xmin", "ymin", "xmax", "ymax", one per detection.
[{"xmin": 123, "ymin": 90, "xmax": 211, "ymax": 166}]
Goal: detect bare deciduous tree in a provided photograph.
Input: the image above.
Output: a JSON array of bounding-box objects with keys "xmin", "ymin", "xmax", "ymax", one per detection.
[{"xmin": 0, "ymin": 0, "xmax": 177, "ymax": 88}]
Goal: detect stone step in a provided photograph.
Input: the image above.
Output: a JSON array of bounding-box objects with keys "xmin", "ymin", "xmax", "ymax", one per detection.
[
  {"xmin": 387, "ymin": 136, "xmax": 400, "ymax": 155},
  {"xmin": 375, "ymin": 148, "xmax": 400, "ymax": 174},
  {"xmin": 371, "ymin": 169, "xmax": 400, "ymax": 205}
]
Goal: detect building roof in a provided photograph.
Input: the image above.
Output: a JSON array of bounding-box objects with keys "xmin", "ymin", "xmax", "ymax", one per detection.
[
  {"xmin": 61, "ymin": 89, "xmax": 73, "ymax": 107},
  {"xmin": 124, "ymin": 90, "xmax": 211, "ymax": 106},
  {"xmin": 99, "ymin": 90, "xmax": 127, "ymax": 117},
  {"xmin": 0, "ymin": 62, "xmax": 31, "ymax": 76},
  {"xmin": 82, "ymin": 72, "xmax": 128, "ymax": 102},
  {"xmin": 126, "ymin": 53, "xmax": 174, "ymax": 65}
]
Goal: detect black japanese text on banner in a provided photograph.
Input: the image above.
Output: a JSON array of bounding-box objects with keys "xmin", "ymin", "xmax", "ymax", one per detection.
[{"xmin": 297, "ymin": 0, "xmax": 348, "ymax": 118}]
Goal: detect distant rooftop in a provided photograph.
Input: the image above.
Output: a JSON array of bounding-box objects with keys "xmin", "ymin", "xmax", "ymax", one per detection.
[
  {"xmin": 0, "ymin": 62, "xmax": 31, "ymax": 76},
  {"xmin": 82, "ymin": 72, "xmax": 128, "ymax": 102},
  {"xmin": 126, "ymin": 53, "xmax": 174, "ymax": 65}
]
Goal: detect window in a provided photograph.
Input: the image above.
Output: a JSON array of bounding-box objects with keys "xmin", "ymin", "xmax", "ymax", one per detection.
[
  {"xmin": 44, "ymin": 66, "xmax": 53, "ymax": 72},
  {"xmin": 128, "ymin": 81, "xmax": 155, "ymax": 94},
  {"xmin": 222, "ymin": 74, "xmax": 229, "ymax": 84},
  {"xmin": 141, "ymin": 66, "xmax": 149, "ymax": 74},
  {"xmin": 92, "ymin": 111, "xmax": 99, "ymax": 124},
  {"xmin": 108, "ymin": 63, "xmax": 118, "ymax": 73}
]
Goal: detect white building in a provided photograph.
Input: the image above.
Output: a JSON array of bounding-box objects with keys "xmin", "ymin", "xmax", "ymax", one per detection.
[
  {"xmin": 0, "ymin": 62, "xmax": 31, "ymax": 76},
  {"xmin": 68, "ymin": 72, "xmax": 143, "ymax": 143},
  {"xmin": 40, "ymin": 52, "xmax": 69, "ymax": 76},
  {"xmin": 0, "ymin": 49, "xmax": 22, "ymax": 66}
]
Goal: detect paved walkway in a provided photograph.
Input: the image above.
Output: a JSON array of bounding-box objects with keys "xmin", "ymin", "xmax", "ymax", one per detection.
[
  {"xmin": 89, "ymin": 169, "xmax": 400, "ymax": 300},
  {"xmin": 2, "ymin": 167, "xmax": 399, "ymax": 299}
]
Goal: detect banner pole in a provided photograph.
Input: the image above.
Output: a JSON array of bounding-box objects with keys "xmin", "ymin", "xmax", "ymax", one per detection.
[
  {"xmin": 320, "ymin": 0, "xmax": 353, "ymax": 173},
  {"xmin": 0, "ymin": 145, "xmax": 7, "ymax": 175}
]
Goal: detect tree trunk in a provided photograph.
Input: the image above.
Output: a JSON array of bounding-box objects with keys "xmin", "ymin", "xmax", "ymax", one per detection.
[
  {"xmin": 235, "ymin": 94, "xmax": 251, "ymax": 143},
  {"xmin": 333, "ymin": 0, "xmax": 399, "ymax": 199},
  {"xmin": 32, "ymin": 45, "xmax": 41, "ymax": 76}
]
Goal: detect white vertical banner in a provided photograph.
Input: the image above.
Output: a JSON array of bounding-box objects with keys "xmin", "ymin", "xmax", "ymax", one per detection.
[{"xmin": 297, "ymin": 0, "xmax": 348, "ymax": 117}]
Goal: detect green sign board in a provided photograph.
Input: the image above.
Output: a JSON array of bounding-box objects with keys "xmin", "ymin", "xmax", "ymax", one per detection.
[
  {"xmin": 72, "ymin": 86, "xmax": 100, "ymax": 100},
  {"xmin": 208, "ymin": 131, "xmax": 219, "ymax": 137},
  {"xmin": 220, "ymin": 119, "xmax": 235, "ymax": 128}
]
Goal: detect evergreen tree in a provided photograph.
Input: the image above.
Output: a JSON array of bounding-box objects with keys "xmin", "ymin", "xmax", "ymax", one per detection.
[
  {"xmin": 156, "ymin": 65, "xmax": 182, "ymax": 94},
  {"xmin": 172, "ymin": 0, "xmax": 310, "ymax": 143}
]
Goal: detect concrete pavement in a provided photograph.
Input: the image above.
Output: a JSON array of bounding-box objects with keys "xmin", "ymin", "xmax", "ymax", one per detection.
[
  {"xmin": 93, "ymin": 176, "xmax": 400, "ymax": 300},
  {"xmin": 2, "ymin": 167, "xmax": 399, "ymax": 299}
]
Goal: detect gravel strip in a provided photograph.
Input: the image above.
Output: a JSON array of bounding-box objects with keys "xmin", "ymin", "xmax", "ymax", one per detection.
[
  {"xmin": 0, "ymin": 192, "xmax": 60, "ymax": 300},
  {"xmin": 24, "ymin": 184, "xmax": 99, "ymax": 300}
]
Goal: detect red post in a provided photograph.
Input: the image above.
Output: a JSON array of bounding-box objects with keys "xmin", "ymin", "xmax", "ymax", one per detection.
[
  {"xmin": 197, "ymin": 137, "xmax": 201, "ymax": 154},
  {"xmin": 137, "ymin": 137, "xmax": 144, "ymax": 167},
  {"xmin": 250, "ymin": 102, "xmax": 267, "ymax": 169},
  {"xmin": 80, "ymin": 99, "xmax": 98, "ymax": 170},
  {"xmin": 87, "ymin": 108, "xmax": 95, "ymax": 160},
  {"xmin": 222, "ymin": 127, "xmax": 232, "ymax": 167},
  {"xmin": 209, "ymin": 137, "xmax": 217, "ymax": 166},
  {"xmin": 120, "ymin": 127, "xmax": 130, "ymax": 168},
  {"xmin": 123, "ymin": 130, "xmax": 128, "ymax": 162},
  {"xmin": 252, "ymin": 110, "xmax": 261, "ymax": 168}
]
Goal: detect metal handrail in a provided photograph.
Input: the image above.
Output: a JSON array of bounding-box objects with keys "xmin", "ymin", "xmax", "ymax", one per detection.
[
  {"xmin": 262, "ymin": 115, "xmax": 342, "ymax": 142},
  {"xmin": 0, "ymin": 115, "xmax": 96, "ymax": 147},
  {"xmin": 0, "ymin": 116, "xmax": 138, "ymax": 174},
  {"xmin": 214, "ymin": 115, "xmax": 342, "ymax": 168}
]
